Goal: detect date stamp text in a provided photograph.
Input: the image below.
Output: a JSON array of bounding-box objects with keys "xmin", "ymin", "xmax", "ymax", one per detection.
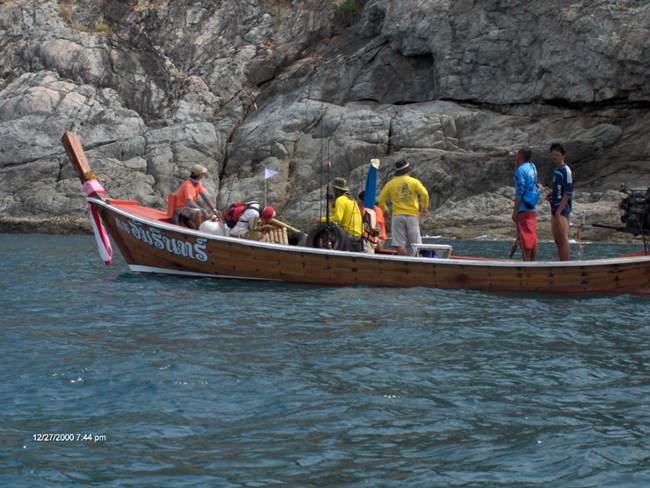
[{"xmin": 33, "ymin": 433, "xmax": 107, "ymax": 443}]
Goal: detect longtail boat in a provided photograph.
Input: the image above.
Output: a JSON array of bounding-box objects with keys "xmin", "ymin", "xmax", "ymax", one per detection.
[{"xmin": 62, "ymin": 132, "xmax": 650, "ymax": 296}]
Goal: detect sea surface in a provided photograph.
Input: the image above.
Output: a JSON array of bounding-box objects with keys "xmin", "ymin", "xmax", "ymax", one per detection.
[{"xmin": 1, "ymin": 234, "xmax": 649, "ymax": 487}]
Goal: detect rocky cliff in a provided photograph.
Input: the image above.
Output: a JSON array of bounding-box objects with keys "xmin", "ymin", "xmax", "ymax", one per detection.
[{"xmin": 1, "ymin": 0, "xmax": 648, "ymax": 241}]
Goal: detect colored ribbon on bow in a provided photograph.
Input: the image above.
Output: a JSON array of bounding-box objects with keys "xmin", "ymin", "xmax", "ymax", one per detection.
[{"xmin": 83, "ymin": 180, "xmax": 113, "ymax": 266}]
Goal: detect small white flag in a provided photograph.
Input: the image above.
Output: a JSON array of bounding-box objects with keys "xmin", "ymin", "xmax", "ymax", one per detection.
[{"xmin": 264, "ymin": 167, "xmax": 278, "ymax": 179}]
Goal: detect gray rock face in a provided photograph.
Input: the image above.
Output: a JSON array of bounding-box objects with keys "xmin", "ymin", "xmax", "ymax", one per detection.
[{"xmin": 1, "ymin": 0, "xmax": 648, "ymax": 240}]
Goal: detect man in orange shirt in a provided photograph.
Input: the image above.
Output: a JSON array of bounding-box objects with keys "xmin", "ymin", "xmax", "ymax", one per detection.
[{"xmin": 173, "ymin": 164, "xmax": 218, "ymax": 229}]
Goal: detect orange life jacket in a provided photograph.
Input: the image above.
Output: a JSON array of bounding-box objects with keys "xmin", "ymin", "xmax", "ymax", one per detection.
[{"xmin": 361, "ymin": 207, "xmax": 381, "ymax": 248}]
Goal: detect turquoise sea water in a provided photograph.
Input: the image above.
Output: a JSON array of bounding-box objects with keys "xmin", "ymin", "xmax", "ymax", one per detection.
[{"xmin": 1, "ymin": 234, "xmax": 649, "ymax": 487}]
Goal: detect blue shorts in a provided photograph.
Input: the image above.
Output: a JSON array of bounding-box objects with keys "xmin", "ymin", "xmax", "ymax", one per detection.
[{"xmin": 551, "ymin": 205, "xmax": 571, "ymax": 218}]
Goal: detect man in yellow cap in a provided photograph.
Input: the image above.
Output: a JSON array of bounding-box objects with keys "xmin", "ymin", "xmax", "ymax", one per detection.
[{"xmin": 173, "ymin": 164, "xmax": 218, "ymax": 229}]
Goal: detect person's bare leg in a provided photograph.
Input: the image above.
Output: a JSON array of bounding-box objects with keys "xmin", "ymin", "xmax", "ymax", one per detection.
[
  {"xmin": 557, "ymin": 215, "xmax": 571, "ymax": 261},
  {"xmin": 551, "ymin": 214, "xmax": 571, "ymax": 261},
  {"xmin": 194, "ymin": 212, "xmax": 204, "ymax": 231}
]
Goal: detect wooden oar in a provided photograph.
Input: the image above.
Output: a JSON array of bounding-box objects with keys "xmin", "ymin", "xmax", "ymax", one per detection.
[{"xmin": 509, "ymin": 236, "xmax": 520, "ymax": 259}]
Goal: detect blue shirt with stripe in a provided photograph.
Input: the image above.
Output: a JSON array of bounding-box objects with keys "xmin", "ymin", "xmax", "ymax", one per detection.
[{"xmin": 551, "ymin": 164, "xmax": 573, "ymax": 217}]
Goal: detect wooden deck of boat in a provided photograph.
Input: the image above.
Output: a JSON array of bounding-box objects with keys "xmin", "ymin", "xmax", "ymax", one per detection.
[{"xmin": 107, "ymin": 199, "xmax": 171, "ymax": 222}]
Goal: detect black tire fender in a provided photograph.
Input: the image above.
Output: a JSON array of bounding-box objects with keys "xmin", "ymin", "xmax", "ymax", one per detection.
[
  {"xmin": 305, "ymin": 223, "xmax": 348, "ymax": 250},
  {"xmin": 287, "ymin": 230, "xmax": 308, "ymax": 247}
]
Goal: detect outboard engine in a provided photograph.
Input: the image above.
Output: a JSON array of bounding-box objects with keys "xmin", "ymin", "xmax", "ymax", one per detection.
[{"xmin": 619, "ymin": 185, "xmax": 650, "ymax": 236}]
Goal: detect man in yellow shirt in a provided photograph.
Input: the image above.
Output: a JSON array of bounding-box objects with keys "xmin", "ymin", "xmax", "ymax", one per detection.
[
  {"xmin": 377, "ymin": 160, "xmax": 429, "ymax": 255},
  {"xmin": 321, "ymin": 177, "xmax": 363, "ymax": 251}
]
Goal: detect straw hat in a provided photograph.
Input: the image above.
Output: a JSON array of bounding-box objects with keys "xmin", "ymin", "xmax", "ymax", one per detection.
[
  {"xmin": 191, "ymin": 164, "xmax": 208, "ymax": 176},
  {"xmin": 331, "ymin": 177, "xmax": 349, "ymax": 192}
]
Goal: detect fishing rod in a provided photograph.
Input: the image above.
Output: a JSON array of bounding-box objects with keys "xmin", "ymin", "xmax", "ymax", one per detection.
[{"xmin": 319, "ymin": 109, "xmax": 324, "ymax": 220}]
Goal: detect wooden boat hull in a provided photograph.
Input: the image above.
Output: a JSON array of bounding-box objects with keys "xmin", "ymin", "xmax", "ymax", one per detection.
[
  {"xmin": 90, "ymin": 198, "xmax": 650, "ymax": 295},
  {"xmin": 62, "ymin": 130, "xmax": 650, "ymax": 296}
]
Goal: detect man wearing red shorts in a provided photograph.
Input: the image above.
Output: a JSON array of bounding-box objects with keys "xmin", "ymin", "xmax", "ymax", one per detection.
[{"xmin": 512, "ymin": 147, "xmax": 538, "ymax": 261}]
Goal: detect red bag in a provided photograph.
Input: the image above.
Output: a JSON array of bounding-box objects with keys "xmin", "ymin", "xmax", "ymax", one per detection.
[{"xmin": 224, "ymin": 201, "xmax": 256, "ymax": 228}]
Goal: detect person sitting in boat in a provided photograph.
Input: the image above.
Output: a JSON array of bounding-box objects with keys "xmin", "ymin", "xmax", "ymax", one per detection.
[
  {"xmin": 226, "ymin": 200, "xmax": 261, "ymax": 238},
  {"xmin": 227, "ymin": 201, "xmax": 276, "ymax": 239},
  {"xmin": 173, "ymin": 164, "xmax": 218, "ymax": 229},
  {"xmin": 357, "ymin": 190, "xmax": 387, "ymax": 252},
  {"xmin": 318, "ymin": 177, "xmax": 363, "ymax": 251}
]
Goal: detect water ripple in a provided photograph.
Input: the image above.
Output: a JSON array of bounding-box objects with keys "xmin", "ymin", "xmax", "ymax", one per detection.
[{"xmin": 1, "ymin": 235, "xmax": 649, "ymax": 486}]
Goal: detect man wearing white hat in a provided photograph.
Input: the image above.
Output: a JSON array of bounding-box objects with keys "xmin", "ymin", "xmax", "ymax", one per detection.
[
  {"xmin": 173, "ymin": 164, "xmax": 218, "ymax": 229},
  {"xmin": 377, "ymin": 159, "xmax": 429, "ymax": 255}
]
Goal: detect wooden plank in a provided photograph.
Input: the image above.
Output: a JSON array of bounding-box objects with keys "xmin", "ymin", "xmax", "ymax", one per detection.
[{"xmin": 62, "ymin": 131, "xmax": 94, "ymax": 183}]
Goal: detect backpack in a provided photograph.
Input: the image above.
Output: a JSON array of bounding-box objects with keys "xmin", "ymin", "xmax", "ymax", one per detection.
[{"xmin": 223, "ymin": 201, "xmax": 257, "ymax": 228}]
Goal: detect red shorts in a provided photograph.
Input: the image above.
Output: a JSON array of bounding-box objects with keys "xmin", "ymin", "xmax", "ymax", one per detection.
[{"xmin": 516, "ymin": 212, "xmax": 538, "ymax": 250}]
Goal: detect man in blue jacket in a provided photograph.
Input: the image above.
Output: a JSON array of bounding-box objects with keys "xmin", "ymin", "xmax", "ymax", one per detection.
[{"xmin": 512, "ymin": 147, "xmax": 539, "ymax": 261}]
